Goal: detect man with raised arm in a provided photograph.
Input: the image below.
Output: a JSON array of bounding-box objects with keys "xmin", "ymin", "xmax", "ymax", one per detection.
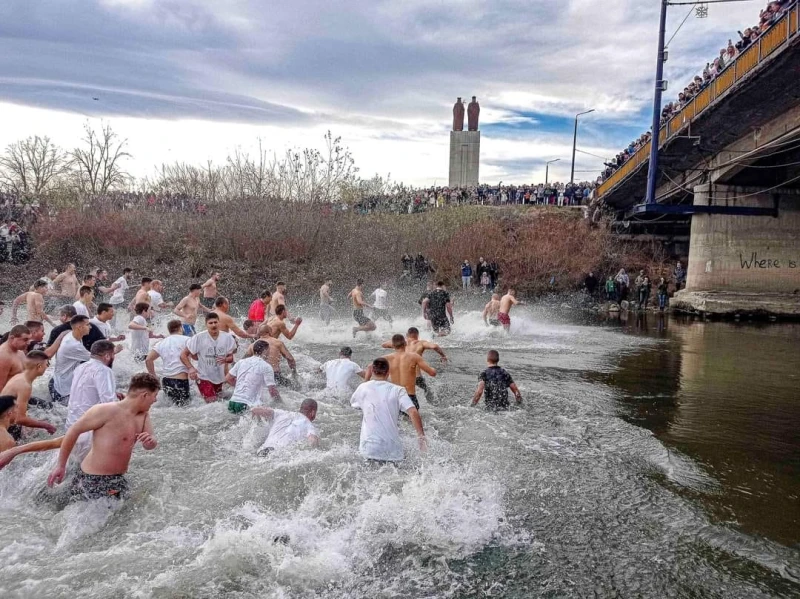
[
  {"xmin": 381, "ymin": 327, "xmax": 447, "ymax": 404},
  {"xmin": 382, "ymin": 334, "xmax": 437, "ymax": 411},
  {"xmin": 497, "ymin": 287, "xmax": 522, "ymax": 333},
  {"xmin": 47, "ymin": 373, "xmax": 160, "ymax": 501},
  {"xmin": 214, "ymin": 297, "xmax": 256, "ymax": 340},
  {"xmin": 10, "ymin": 280, "xmax": 54, "ymax": 326},
  {"xmin": 1, "ymin": 351, "xmax": 56, "ymax": 439},
  {"xmin": 245, "ymin": 324, "xmax": 297, "ymax": 387},
  {"xmin": 267, "ymin": 305, "xmax": 302, "ymax": 341},
  {"xmin": 350, "ymin": 357, "xmax": 426, "ymax": 463}
]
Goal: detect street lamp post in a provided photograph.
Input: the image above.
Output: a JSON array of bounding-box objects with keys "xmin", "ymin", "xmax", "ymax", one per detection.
[
  {"xmin": 644, "ymin": 0, "xmax": 669, "ymax": 205},
  {"xmin": 570, "ymin": 109, "xmax": 595, "ymax": 185},
  {"xmin": 545, "ymin": 159, "xmax": 560, "ymax": 185}
]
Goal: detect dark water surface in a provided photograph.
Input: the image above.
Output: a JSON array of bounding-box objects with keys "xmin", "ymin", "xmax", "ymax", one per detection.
[{"xmin": 0, "ymin": 301, "xmax": 798, "ymax": 598}]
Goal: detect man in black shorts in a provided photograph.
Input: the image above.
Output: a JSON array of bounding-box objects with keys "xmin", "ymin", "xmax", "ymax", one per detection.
[
  {"xmin": 348, "ymin": 279, "xmax": 376, "ymax": 338},
  {"xmin": 471, "ymin": 350, "xmax": 522, "ymax": 411},
  {"xmin": 422, "ymin": 281, "xmax": 454, "ymax": 336}
]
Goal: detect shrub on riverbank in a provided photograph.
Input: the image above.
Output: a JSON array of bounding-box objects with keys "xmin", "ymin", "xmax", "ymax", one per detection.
[{"xmin": 2, "ymin": 202, "xmax": 667, "ymax": 299}]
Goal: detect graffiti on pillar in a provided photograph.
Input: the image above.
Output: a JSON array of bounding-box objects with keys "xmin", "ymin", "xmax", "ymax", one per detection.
[{"xmin": 739, "ymin": 252, "xmax": 798, "ymax": 269}]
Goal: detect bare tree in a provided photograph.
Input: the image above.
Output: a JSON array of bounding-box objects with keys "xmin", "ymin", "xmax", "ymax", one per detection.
[
  {"xmin": 0, "ymin": 135, "xmax": 68, "ymax": 195},
  {"xmin": 70, "ymin": 122, "xmax": 131, "ymax": 194}
]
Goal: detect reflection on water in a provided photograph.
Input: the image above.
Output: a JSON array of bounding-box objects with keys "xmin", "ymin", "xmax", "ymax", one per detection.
[{"xmin": 594, "ymin": 313, "xmax": 800, "ymax": 547}]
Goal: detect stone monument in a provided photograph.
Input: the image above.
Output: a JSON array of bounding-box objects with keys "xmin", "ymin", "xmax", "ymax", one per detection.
[
  {"xmin": 453, "ymin": 97, "xmax": 465, "ymax": 131},
  {"xmin": 449, "ymin": 96, "xmax": 480, "ymax": 187}
]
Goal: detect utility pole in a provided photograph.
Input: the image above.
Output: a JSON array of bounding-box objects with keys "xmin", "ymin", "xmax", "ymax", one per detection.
[
  {"xmin": 545, "ymin": 159, "xmax": 560, "ymax": 185},
  {"xmin": 571, "ymin": 109, "xmax": 595, "ymax": 185},
  {"xmin": 645, "ymin": 0, "xmax": 669, "ymax": 205}
]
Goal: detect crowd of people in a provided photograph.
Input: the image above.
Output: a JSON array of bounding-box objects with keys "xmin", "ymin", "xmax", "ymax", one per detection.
[
  {"xmin": 0, "ymin": 219, "xmax": 32, "ymax": 265},
  {"xmin": 0, "ymin": 265, "xmax": 532, "ymax": 503},
  {"xmin": 583, "ymin": 261, "xmax": 687, "ymax": 311},
  {"xmin": 352, "ymin": 182, "xmax": 595, "ymax": 215},
  {"xmin": 601, "ymin": 0, "xmax": 796, "ymax": 184}
]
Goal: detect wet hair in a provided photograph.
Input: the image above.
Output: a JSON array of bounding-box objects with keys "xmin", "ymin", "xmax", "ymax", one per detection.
[
  {"xmin": 214, "ymin": 297, "xmax": 228, "ymax": 308},
  {"xmin": 25, "ymin": 350, "xmax": 49, "ymax": 363},
  {"xmin": 70, "ymin": 315, "xmax": 90, "ymax": 327},
  {"xmin": 257, "ymin": 323, "xmax": 272, "ymax": 338},
  {"xmin": 134, "ymin": 302, "xmax": 150, "ymax": 315},
  {"xmin": 356, "ymin": 278, "xmax": 364, "ymax": 286},
  {"xmin": 487, "ymin": 350, "xmax": 500, "ymax": 364},
  {"xmin": 190, "ymin": 283, "xmax": 202, "ymax": 292},
  {"xmin": 243, "ymin": 319, "xmax": 254, "ymax": 331},
  {"xmin": 372, "ymin": 357, "xmax": 390, "ymax": 376},
  {"xmin": 0, "ymin": 395, "xmax": 16, "ymax": 419},
  {"xmin": 83, "ymin": 274, "xmax": 95, "ymax": 283},
  {"xmin": 340, "ymin": 346, "xmax": 352, "ymax": 358},
  {"xmin": 260, "ymin": 289, "xmax": 272, "ymax": 299},
  {"xmin": 78, "ymin": 285, "xmax": 94, "ymax": 297},
  {"xmin": 407, "ymin": 327, "xmax": 419, "ymax": 337},
  {"xmin": 299, "ymin": 398, "xmax": 317, "ymax": 417},
  {"xmin": 204, "ymin": 312, "xmax": 219, "ymax": 323},
  {"xmin": 141, "ymin": 277, "xmax": 153, "ymax": 285},
  {"xmin": 253, "ymin": 340, "xmax": 269, "ymax": 356},
  {"xmin": 90, "ymin": 340, "xmax": 115, "ymax": 356},
  {"xmin": 123, "ymin": 268, "xmax": 133, "ymax": 274},
  {"xmin": 128, "ymin": 372, "xmax": 161, "ymax": 393},
  {"xmin": 276, "ymin": 281, "xmax": 285, "ymax": 288},
  {"xmin": 59, "ymin": 305, "xmax": 77, "ymax": 319},
  {"xmin": 8, "ymin": 325, "xmax": 30, "ymax": 338},
  {"xmin": 24, "ymin": 321, "xmax": 43, "ymax": 331},
  {"xmin": 96, "ymin": 302, "xmax": 113, "ymax": 316},
  {"xmin": 274, "ymin": 305, "xmax": 286, "ymax": 316},
  {"xmin": 167, "ymin": 319, "xmax": 183, "ymax": 334},
  {"xmin": 33, "ymin": 279, "xmax": 48, "ymax": 290},
  {"xmin": 391, "ymin": 334, "xmax": 406, "ymax": 349}
]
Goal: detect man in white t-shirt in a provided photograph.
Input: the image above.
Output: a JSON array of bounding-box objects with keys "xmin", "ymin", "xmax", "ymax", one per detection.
[
  {"xmin": 180, "ymin": 312, "xmax": 237, "ymax": 402},
  {"xmin": 107, "ymin": 268, "xmax": 133, "ymax": 306},
  {"xmin": 252, "ymin": 399, "xmax": 319, "ymax": 456},
  {"xmin": 350, "ymin": 357, "xmax": 426, "ymax": 462},
  {"xmin": 128, "ymin": 302, "xmax": 163, "ymax": 361},
  {"xmin": 50, "ymin": 316, "xmax": 93, "ymax": 405},
  {"xmin": 67, "ymin": 339, "xmax": 120, "ymax": 460},
  {"xmin": 89, "ymin": 303, "xmax": 126, "ymax": 343},
  {"xmin": 147, "ymin": 280, "xmax": 172, "ymax": 314},
  {"xmin": 319, "ymin": 346, "xmax": 366, "ymax": 395},
  {"xmin": 370, "ymin": 282, "xmax": 392, "ymax": 323},
  {"xmin": 145, "ymin": 319, "xmax": 191, "ymax": 406},
  {"xmin": 225, "ymin": 340, "xmax": 281, "ymax": 413},
  {"xmin": 72, "ymin": 285, "xmax": 94, "ymax": 318}
]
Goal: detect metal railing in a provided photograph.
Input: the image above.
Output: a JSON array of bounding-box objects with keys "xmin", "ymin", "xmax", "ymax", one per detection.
[{"xmin": 597, "ymin": 3, "xmax": 799, "ymax": 198}]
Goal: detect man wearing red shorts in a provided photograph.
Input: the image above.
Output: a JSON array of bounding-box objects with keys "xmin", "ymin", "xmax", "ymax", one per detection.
[
  {"xmin": 498, "ymin": 288, "xmax": 522, "ymax": 333},
  {"xmin": 180, "ymin": 312, "xmax": 237, "ymax": 402}
]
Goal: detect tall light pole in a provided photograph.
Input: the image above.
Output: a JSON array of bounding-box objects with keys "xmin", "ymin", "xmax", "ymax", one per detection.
[
  {"xmin": 570, "ymin": 109, "xmax": 595, "ymax": 185},
  {"xmin": 545, "ymin": 159, "xmax": 560, "ymax": 185},
  {"xmin": 644, "ymin": 0, "xmax": 669, "ymax": 205}
]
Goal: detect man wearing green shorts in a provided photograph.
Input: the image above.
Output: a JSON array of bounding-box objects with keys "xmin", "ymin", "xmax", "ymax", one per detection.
[{"xmin": 225, "ymin": 340, "xmax": 281, "ymax": 413}]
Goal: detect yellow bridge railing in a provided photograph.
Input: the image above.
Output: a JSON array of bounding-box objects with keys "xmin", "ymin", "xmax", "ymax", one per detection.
[{"xmin": 597, "ymin": 4, "xmax": 799, "ymax": 199}]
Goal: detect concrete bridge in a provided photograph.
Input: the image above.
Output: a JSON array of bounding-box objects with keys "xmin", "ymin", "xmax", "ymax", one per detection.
[{"xmin": 597, "ymin": 5, "xmax": 800, "ymax": 316}]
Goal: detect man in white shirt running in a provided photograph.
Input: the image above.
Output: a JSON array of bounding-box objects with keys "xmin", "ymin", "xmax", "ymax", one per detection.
[
  {"xmin": 107, "ymin": 268, "xmax": 133, "ymax": 331},
  {"xmin": 128, "ymin": 302, "xmax": 163, "ymax": 361},
  {"xmin": 72, "ymin": 285, "xmax": 95, "ymax": 318},
  {"xmin": 180, "ymin": 312, "xmax": 237, "ymax": 402},
  {"xmin": 350, "ymin": 357, "xmax": 426, "ymax": 463},
  {"xmin": 371, "ymin": 282, "xmax": 392, "ymax": 323},
  {"xmin": 225, "ymin": 340, "xmax": 281, "ymax": 414},
  {"xmin": 89, "ymin": 303, "xmax": 126, "ymax": 342},
  {"xmin": 145, "ymin": 320, "xmax": 191, "ymax": 406},
  {"xmin": 50, "ymin": 316, "xmax": 93, "ymax": 405},
  {"xmin": 319, "ymin": 347, "xmax": 366, "ymax": 395},
  {"xmin": 252, "ymin": 398, "xmax": 319, "ymax": 456}
]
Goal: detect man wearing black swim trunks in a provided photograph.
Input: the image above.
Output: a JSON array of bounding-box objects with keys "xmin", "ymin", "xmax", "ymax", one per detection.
[
  {"xmin": 422, "ymin": 281, "xmax": 454, "ymax": 336},
  {"xmin": 348, "ymin": 279, "xmax": 376, "ymax": 338},
  {"xmin": 47, "ymin": 373, "xmax": 160, "ymax": 501}
]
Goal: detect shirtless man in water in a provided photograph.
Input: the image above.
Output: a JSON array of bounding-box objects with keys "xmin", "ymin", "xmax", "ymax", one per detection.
[
  {"xmin": 269, "ymin": 281, "xmax": 289, "ymax": 317},
  {"xmin": 482, "ymin": 294, "xmax": 502, "ymax": 327},
  {"xmin": 129, "ymin": 277, "xmax": 153, "ymax": 311},
  {"xmin": 201, "ymin": 272, "xmax": 221, "ymax": 309},
  {"xmin": 267, "ymin": 305, "xmax": 302, "ymax": 341},
  {"xmin": 319, "ymin": 279, "xmax": 333, "ymax": 326},
  {"xmin": 348, "ymin": 279, "xmax": 375, "ymax": 338},
  {"xmin": 214, "ymin": 297, "xmax": 256, "ymax": 340},
  {"xmin": 381, "ymin": 327, "xmax": 446, "ymax": 403},
  {"xmin": 0, "ymin": 325, "xmax": 31, "ymax": 390},
  {"xmin": 47, "ymin": 373, "xmax": 160, "ymax": 501},
  {"xmin": 382, "ymin": 334, "xmax": 437, "ymax": 410},
  {"xmin": 10, "ymin": 280, "xmax": 54, "ymax": 326},
  {"xmin": 2, "ymin": 351, "xmax": 56, "ymax": 438},
  {"xmin": 53, "ymin": 263, "xmax": 79, "ymax": 301},
  {"xmin": 173, "ymin": 283, "xmax": 209, "ymax": 336},
  {"xmin": 246, "ymin": 324, "xmax": 297, "ymax": 386},
  {"xmin": 497, "ymin": 288, "xmax": 522, "ymax": 333}
]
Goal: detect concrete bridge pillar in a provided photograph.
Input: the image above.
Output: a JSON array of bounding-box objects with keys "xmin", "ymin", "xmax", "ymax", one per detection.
[{"xmin": 674, "ymin": 183, "xmax": 800, "ymax": 315}]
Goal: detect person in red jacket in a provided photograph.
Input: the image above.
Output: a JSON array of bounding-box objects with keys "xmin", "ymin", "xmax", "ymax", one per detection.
[{"xmin": 247, "ymin": 290, "xmax": 272, "ymax": 324}]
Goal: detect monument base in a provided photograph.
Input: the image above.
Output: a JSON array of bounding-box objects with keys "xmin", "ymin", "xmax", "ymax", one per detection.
[{"xmin": 449, "ymin": 131, "xmax": 480, "ymax": 188}]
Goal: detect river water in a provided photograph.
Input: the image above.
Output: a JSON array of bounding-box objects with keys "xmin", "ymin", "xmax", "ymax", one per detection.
[{"xmin": 0, "ymin": 296, "xmax": 798, "ymax": 598}]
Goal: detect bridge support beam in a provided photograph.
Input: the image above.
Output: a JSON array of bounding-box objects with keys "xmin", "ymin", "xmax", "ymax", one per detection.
[{"xmin": 673, "ymin": 183, "xmax": 800, "ymax": 316}]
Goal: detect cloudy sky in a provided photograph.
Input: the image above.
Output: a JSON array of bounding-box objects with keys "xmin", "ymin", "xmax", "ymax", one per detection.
[{"xmin": 0, "ymin": 0, "xmax": 762, "ymax": 185}]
